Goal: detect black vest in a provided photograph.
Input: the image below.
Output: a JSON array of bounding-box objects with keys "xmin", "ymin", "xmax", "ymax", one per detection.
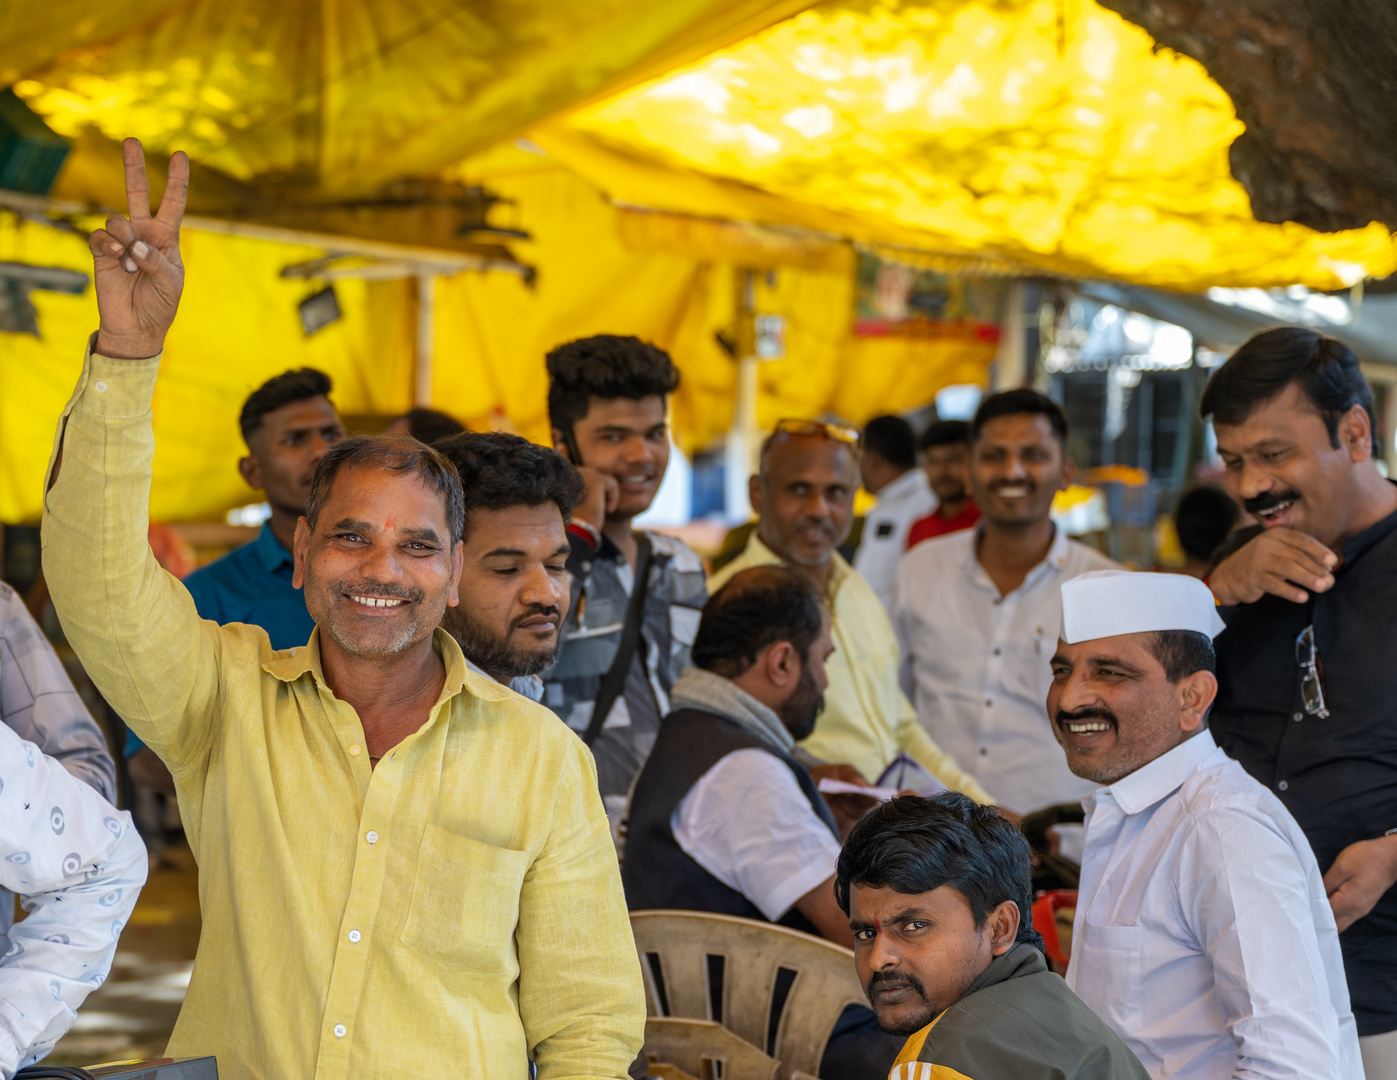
[{"xmin": 622, "ymin": 707, "xmax": 841, "ymax": 933}]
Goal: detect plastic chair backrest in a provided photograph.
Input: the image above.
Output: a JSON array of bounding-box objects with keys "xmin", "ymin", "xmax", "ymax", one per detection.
[{"xmin": 630, "ymin": 910, "xmax": 866, "ymax": 1080}]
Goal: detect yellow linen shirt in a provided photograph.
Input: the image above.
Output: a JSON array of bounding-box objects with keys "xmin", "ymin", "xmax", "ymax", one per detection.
[
  {"xmin": 41, "ymin": 348, "xmax": 645, "ymax": 1080},
  {"xmin": 708, "ymin": 534, "xmax": 993, "ymax": 803}
]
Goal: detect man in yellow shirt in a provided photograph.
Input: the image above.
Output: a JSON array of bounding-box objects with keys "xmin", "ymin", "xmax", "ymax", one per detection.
[
  {"xmin": 41, "ymin": 140, "xmax": 644, "ymax": 1080},
  {"xmin": 709, "ymin": 420, "xmax": 994, "ymax": 805}
]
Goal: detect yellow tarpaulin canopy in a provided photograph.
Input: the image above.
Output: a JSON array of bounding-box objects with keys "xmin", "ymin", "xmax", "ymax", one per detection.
[{"xmin": 4, "ymin": 0, "xmax": 1397, "ymax": 524}]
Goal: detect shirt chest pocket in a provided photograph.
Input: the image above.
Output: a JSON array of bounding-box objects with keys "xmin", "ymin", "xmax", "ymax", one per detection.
[
  {"xmin": 1072, "ymin": 921, "xmax": 1142, "ymax": 1034},
  {"xmin": 400, "ymin": 825, "xmax": 531, "ymax": 975}
]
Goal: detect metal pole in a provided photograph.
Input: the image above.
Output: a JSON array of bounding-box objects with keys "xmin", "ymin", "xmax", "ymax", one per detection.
[{"xmin": 414, "ymin": 272, "xmax": 436, "ymax": 407}]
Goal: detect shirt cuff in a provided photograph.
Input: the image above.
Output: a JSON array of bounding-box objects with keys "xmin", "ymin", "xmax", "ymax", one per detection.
[
  {"xmin": 71, "ymin": 333, "xmax": 162, "ymax": 420},
  {"xmin": 760, "ymin": 846, "xmax": 840, "ymax": 922}
]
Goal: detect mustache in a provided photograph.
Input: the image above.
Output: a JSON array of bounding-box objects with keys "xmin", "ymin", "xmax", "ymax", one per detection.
[
  {"xmin": 336, "ymin": 581, "xmax": 423, "ymax": 602},
  {"xmin": 1056, "ymin": 705, "xmax": 1119, "ymax": 729},
  {"xmin": 510, "ymin": 603, "xmax": 561, "ymax": 631},
  {"xmin": 1244, "ymin": 488, "xmax": 1300, "ymax": 515},
  {"xmin": 867, "ymin": 969, "xmax": 927, "ymax": 999}
]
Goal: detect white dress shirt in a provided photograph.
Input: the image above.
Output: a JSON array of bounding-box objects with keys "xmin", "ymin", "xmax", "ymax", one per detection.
[
  {"xmin": 855, "ymin": 469, "xmax": 936, "ymax": 617},
  {"xmin": 0, "ymin": 722, "xmax": 147, "ymax": 1079},
  {"xmin": 893, "ymin": 524, "xmax": 1118, "ymax": 814},
  {"xmin": 672, "ymin": 748, "xmax": 842, "ymax": 921},
  {"xmin": 1067, "ymin": 730, "xmax": 1362, "ymax": 1080}
]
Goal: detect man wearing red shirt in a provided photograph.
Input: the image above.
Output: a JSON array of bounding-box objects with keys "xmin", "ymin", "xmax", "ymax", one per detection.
[{"xmin": 907, "ymin": 420, "xmax": 981, "ymax": 550}]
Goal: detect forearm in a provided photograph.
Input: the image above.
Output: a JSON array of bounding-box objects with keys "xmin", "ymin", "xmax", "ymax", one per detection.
[{"xmin": 41, "ymin": 344, "xmax": 218, "ymax": 768}]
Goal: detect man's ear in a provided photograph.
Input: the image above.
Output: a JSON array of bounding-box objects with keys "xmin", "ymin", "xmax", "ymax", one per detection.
[
  {"xmin": 1177, "ymin": 669, "xmax": 1218, "ymax": 733},
  {"xmin": 551, "ymin": 428, "xmax": 570, "ymax": 460},
  {"xmin": 1059, "ymin": 454, "xmax": 1077, "ymax": 491},
  {"xmin": 292, "ymin": 516, "xmax": 310, "ymax": 589},
  {"xmin": 764, "ymin": 640, "xmax": 797, "ymax": 689},
  {"xmin": 238, "ymin": 454, "xmax": 262, "ymax": 492},
  {"xmin": 446, "ymin": 540, "xmax": 464, "ymax": 608},
  {"xmin": 988, "ymin": 899, "xmax": 1020, "ymax": 957},
  {"xmin": 748, "ymin": 473, "xmax": 763, "ymax": 513},
  {"xmin": 1338, "ymin": 404, "xmax": 1374, "ymax": 463}
]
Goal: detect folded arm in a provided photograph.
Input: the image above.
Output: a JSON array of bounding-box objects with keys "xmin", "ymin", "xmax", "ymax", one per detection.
[{"xmin": 0, "ymin": 724, "xmax": 147, "ymax": 1079}]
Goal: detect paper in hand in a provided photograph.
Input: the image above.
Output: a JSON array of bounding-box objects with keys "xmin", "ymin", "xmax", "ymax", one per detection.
[{"xmin": 817, "ymin": 778, "xmax": 900, "ymax": 801}]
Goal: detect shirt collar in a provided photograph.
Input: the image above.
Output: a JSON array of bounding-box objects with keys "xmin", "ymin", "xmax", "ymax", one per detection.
[
  {"xmin": 1102, "ymin": 728, "xmax": 1219, "ymax": 816},
  {"xmin": 964, "ymin": 522, "xmax": 1071, "ymax": 594},
  {"xmin": 746, "ymin": 530, "xmax": 851, "ymax": 595},
  {"xmin": 254, "ymin": 521, "xmax": 295, "ymax": 573},
  {"xmin": 263, "ymin": 626, "xmax": 476, "ymax": 707},
  {"xmin": 463, "ymin": 654, "xmax": 545, "ymax": 703}
]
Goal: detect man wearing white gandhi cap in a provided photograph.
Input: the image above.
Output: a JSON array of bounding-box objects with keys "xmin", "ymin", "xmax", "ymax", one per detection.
[{"xmin": 1049, "ymin": 570, "xmax": 1362, "ymax": 1080}]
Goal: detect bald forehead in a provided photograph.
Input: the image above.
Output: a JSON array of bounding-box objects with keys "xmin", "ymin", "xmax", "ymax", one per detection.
[{"xmin": 762, "ymin": 435, "xmax": 858, "ymax": 482}]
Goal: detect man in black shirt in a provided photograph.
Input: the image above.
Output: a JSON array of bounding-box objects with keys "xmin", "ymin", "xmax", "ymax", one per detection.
[{"xmin": 1202, "ymin": 327, "xmax": 1397, "ymax": 1075}]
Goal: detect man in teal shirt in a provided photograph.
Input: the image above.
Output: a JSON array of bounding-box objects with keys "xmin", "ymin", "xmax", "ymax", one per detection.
[{"xmin": 126, "ymin": 368, "xmax": 345, "ymax": 789}]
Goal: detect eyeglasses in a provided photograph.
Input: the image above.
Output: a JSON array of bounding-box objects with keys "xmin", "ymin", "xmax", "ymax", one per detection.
[
  {"xmin": 1294, "ymin": 624, "xmax": 1329, "ymax": 720},
  {"xmin": 773, "ymin": 418, "xmax": 861, "ymax": 447}
]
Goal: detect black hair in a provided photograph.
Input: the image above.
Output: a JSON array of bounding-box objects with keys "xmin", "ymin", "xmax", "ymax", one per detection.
[
  {"xmin": 836, "ymin": 793, "xmax": 1045, "ymax": 951},
  {"xmin": 692, "ymin": 566, "xmax": 824, "ymax": 679},
  {"xmin": 398, "ymin": 407, "xmax": 465, "ymax": 446},
  {"xmin": 862, "ymin": 415, "xmax": 917, "ymax": 471},
  {"xmin": 305, "ymin": 435, "xmax": 465, "ymax": 546},
  {"xmin": 969, "ymin": 388, "xmax": 1068, "ymax": 447},
  {"xmin": 920, "ymin": 419, "xmax": 971, "ymax": 452},
  {"xmin": 1199, "ymin": 328, "xmax": 1378, "ymax": 456},
  {"xmin": 545, "ymin": 335, "xmax": 681, "ymax": 444},
  {"xmin": 433, "ymin": 431, "xmax": 585, "ymax": 541},
  {"xmin": 1173, "ymin": 486, "xmax": 1241, "ymax": 564},
  {"xmin": 1148, "ymin": 630, "xmax": 1216, "ymax": 684},
  {"xmin": 239, "ymin": 368, "xmax": 333, "ymax": 443}
]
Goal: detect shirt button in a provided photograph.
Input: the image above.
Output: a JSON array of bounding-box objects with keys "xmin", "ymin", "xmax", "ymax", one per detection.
[
  {"xmin": 979, "ymin": 748, "xmax": 989, "ymax": 756},
  {"xmin": 1292, "ymin": 712, "xmax": 1304, "ymax": 722},
  {"xmin": 992, "ymin": 647, "xmax": 1002, "ymax": 656},
  {"xmin": 349, "ymin": 744, "xmax": 362, "ymax": 756},
  {"xmin": 365, "ymin": 830, "xmax": 378, "ymax": 845},
  {"xmin": 348, "ymin": 929, "xmax": 361, "ymax": 943},
  {"xmin": 95, "ymin": 380, "xmax": 108, "ymax": 393},
  {"xmin": 984, "ymin": 699, "xmax": 993, "ymax": 707},
  {"xmin": 1278, "ymin": 780, "xmax": 1290, "ymax": 792},
  {"xmin": 333, "ymin": 1024, "xmax": 346, "ymax": 1038}
]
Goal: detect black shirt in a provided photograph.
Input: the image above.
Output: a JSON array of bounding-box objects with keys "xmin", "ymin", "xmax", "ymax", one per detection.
[{"xmin": 1213, "ymin": 505, "xmax": 1397, "ymax": 1035}]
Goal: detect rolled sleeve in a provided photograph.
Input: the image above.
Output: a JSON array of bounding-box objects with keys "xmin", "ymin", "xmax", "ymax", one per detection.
[{"xmin": 674, "ymin": 749, "xmax": 842, "ymax": 921}]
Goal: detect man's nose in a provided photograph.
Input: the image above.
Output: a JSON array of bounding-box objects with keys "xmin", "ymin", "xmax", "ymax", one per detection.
[
  {"xmin": 359, "ymin": 537, "xmax": 404, "ymax": 580},
  {"xmin": 1001, "ymin": 452, "xmax": 1029, "ymax": 479},
  {"xmin": 1052, "ymin": 668, "xmax": 1097, "ymax": 715},
  {"xmin": 804, "ymin": 492, "xmax": 832, "ymax": 521},
  {"xmin": 518, "ymin": 564, "xmax": 562, "ymax": 607},
  {"xmin": 305, "ymin": 432, "xmax": 332, "ymax": 467},
  {"xmin": 867, "ymin": 929, "xmax": 901, "ymax": 971},
  {"xmin": 1234, "ymin": 459, "xmax": 1272, "ymax": 501}
]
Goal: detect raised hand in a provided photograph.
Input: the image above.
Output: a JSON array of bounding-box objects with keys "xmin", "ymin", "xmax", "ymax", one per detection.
[
  {"xmin": 88, "ymin": 138, "xmax": 189, "ymax": 360},
  {"xmin": 1207, "ymin": 526, "xmax": 1337, "ymax": 605}
]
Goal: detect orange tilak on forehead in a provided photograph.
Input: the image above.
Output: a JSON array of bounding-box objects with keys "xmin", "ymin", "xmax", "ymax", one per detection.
[{"xmin": 385, "ymin": 516, "xmax": 395, "ymax": 530}]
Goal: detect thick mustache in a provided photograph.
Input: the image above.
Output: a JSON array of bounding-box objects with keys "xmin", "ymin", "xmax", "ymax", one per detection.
[
  {"xmin": 1244, "ymin": 489, "xmax": 1300, "ymax": 515},
  {"xmin": 1056, "ymin": 706, "xmax": 1118, "ymax": 729},
  {"xmin": 511, "ymin": 604, "xmax": 560, "ymax": 630},
  {"xmin": 798, "ymin": 518, "xmax": 834, "ymax": 533},
  {"xmin": 867, "ymin": 969, "xmax": 927, "ymax": 998},
  {"xmin": 338, "ymin": 581, "xmax": 422, "ymax": 602}
]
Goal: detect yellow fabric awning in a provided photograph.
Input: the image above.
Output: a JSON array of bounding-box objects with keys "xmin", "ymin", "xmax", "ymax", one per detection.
[{"xmin": 558, "ymin": 0, "xmax": 1397, "ymax": 291}]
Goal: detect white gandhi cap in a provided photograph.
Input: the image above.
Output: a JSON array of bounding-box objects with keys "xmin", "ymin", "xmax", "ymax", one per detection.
[{"xmin": 1060, "ymin": 570, "xmax": 1226, "ymax": 645}]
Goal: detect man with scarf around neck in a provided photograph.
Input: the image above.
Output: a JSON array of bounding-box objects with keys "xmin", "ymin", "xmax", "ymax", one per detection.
[
  {"xmin": 622, "ymin": 565, "xmax": 903, "ymax": 1080},
  {"xmin": 837, "ymin": 794, "xmax": 1148, "ymax": 1080}
]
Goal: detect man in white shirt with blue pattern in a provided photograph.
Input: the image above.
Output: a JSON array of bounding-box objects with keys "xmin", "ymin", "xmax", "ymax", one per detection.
[{"xmin": 1051, "ymin": 570, "xmax": 1361, "ymax": 1080}]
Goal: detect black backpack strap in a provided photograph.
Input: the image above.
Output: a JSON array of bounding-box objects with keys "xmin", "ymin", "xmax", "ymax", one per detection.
[{"xmin": 583, "ymin": 533, "xmax": 653, "ymax": 746}]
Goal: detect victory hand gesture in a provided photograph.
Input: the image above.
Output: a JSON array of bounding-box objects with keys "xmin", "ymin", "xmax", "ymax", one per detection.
[{"xmin": 88, "ymin": 138, "xmax": 189, "ymax": 360}]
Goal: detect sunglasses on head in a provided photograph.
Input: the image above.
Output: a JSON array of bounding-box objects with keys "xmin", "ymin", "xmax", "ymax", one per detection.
[{"xmin": 772, "ymin": 418, "xmax": 861, "ymax": 447}]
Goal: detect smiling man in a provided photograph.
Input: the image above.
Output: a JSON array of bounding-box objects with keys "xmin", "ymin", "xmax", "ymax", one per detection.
[
  {"xmin": 1201, "ymin": 328, "xmax": 1397, "ymax": 1075},
  {"xmin": 543, "ymin": 335, "xmax": 708, "ymax": 825},
  {"xmin": 433, "ymin": 432, "xmax": 583, "ymax": 701},
  {"xmin": 710, "ymin": 420, "xmax": 992, "ymax": 804},
  {"xmin": 1052, "ymin": 570, "xmax": 1361, "ymax": 1080},
  {"xmin": 837, "ymin": 793, "xmax": 1148, "ymax": 1080},
  {"xmin": 895, "ymin": 390, "xmax": 1119, "ymax": 832},
  {"xmin": 40, "ymin": 140, "xmax": 644, "ymax": 1080}
]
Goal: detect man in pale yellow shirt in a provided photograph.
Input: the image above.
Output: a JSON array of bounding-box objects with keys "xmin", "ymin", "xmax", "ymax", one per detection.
[
  {"xmin": 41, "ymin": 140, "xmax": 644, "ymax": 1080},
  {"xmin": 710, "ymin": 420, "xmax": 994, "ymax": 807}
]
